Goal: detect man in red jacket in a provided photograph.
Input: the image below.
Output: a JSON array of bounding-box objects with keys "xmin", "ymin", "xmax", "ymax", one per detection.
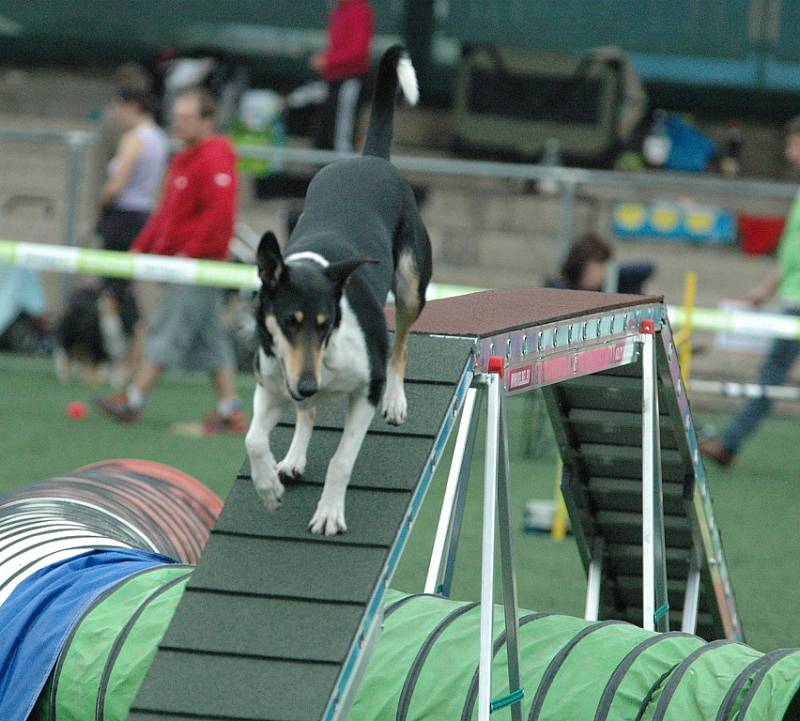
[
  {"xmin": 310, "ymin": 0, "xmax": 375, "ymax": 151},
  {"xmin": 96, "ymin": 87, "xmax": 245, "ymax": 435}
]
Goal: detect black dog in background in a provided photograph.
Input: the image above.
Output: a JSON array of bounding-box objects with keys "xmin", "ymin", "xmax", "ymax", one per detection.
[{"xmin": 55, "ymin": 285, "xmax": 137, "ymax": 385}]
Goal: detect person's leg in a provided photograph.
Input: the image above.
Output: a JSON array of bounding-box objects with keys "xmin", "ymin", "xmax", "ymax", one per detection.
[
  {"xmin": 312, "ymin": 80, "xmax": 341, "ymax": 150},
  {"xmin": 719, "ymin": 336, "xmax": 800, "ymax": 455},
  {"xmin": 95, "ymin": 285, "xmax": 185, "ymax": 422},
  {"xmin": 197, "ymin": 288, "xmax": 246, "ymax": 433},
  {"xmin": 332, "ymin": 77, "xmax": 362, "ymax": 152},
  {"xmin": 129, "ymin": 359, "xmax": 163, "ymax": 399},
  {"xmin": 212, "ymin": 364, "xmax": 239, "ymax": 407}
]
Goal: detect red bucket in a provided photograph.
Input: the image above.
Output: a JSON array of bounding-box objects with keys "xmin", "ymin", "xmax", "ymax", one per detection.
[{"xmin": 738, "ymin": 214, "xmax": 785, "ymax": 255}]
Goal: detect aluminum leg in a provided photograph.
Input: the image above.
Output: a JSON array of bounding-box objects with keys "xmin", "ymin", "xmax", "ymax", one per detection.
[
  {"xmin": 497, "ymin": 393, "xmax": 523, "ymax": 721},
  {"xmin": 557, "ymin": 182, "xmax": 577, "ymax": 260},
  {"xmin": 478, "ymin": 372, "xmax": 501, "ymax": 721},
  {"xmin": 426, "ymin": 387, "xmax": 479, "ymax": 594},
  {"xmin": 439, "ymin": 388, "xmax": 482, "ymax": 597},
  {"xmin": 584, "ymin": 538, "xmax": 604, "ymax": 622},
  {"xmin": 641, "ymin": 324, "xmax": 669, "ymax": 632},
  {"xmin": 62, "ymin": 132, "xmax": 86, "ymax": 304},
  {"xmin": 681, "ymin": 549, "xmax": 702, "ymax": 634}
]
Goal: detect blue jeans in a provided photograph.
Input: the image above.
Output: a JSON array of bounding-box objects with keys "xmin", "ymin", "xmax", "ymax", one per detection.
[{"xmin": 722, "ymin": 307, "xmax": 800, "ymax": 454}]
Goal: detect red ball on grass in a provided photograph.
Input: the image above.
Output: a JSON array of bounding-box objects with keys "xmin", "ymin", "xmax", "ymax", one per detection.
[{"xmin": 67, "ymin": 401, "xmax": 88, "ymax": 420}]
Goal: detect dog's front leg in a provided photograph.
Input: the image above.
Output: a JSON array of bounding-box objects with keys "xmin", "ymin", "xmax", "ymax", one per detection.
[
  {"xmin": 309, "ymin": 392, "xmax": 375, "ymax": 536},
  {"xmin": 277, "ymin": 406, "xmax": 316, "ymax": 483},
  {"xmin": 246, "ymin": 383, "xmax": 289, "ymax": 511}
]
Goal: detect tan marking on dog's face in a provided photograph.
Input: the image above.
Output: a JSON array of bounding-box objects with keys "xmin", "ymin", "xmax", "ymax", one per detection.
[
  {"xmin": 265, "ymin": 313, "xmax": 324, "ymax": 394},
  {"xmin": 316, "ymin": 313, "xmax": 327, "ymax": 327},
  {"xmin": 294, "ymin": 311, "xmax": 304, "ymax": 323}
]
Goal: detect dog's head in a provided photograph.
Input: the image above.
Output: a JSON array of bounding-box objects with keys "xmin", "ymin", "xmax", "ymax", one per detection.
[{"xmin": 255, "ymin": 231, "xmax": 374, "ymax": 400}]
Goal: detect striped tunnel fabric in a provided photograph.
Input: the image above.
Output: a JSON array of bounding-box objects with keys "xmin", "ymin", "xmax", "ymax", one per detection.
[
  {"xmin": 349, "ymin": 592, "xmax": 800, "ymax": 721},
  {"xmin": 0, "ymin": 460, "xmax": 222, "ymax": 721}
]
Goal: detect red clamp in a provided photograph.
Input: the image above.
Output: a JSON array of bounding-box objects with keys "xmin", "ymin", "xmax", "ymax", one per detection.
[
  {"xmin": 640, "ymin": 319, "xmax": 656, "ymax": 335},
  {"xmin": 487, "ymin": 355, "xmax": 505, "ymax": 378}
]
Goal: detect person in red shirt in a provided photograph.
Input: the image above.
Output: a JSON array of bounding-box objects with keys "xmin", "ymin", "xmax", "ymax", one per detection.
[
  {"xmin": 96, "ymin": 87, "xmax": 246, "ymax": 435},
  {"xmin": 309, "ymin": 0, "xmax": 375, "ymax": 151}
]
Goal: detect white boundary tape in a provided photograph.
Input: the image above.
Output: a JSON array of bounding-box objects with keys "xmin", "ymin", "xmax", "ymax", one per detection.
[{"xmin": 3, "ymin": 238, "xmax": 800, "ymax": 340}]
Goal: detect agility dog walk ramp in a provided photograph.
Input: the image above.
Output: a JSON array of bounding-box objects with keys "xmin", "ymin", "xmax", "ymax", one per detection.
[
  {"xmin": 128, "ymin": 333, "xmax": 475, "ymax": 721},
  {"xmin": 128, "ymin": 288, "xmax": 741, "ymax": 721}
]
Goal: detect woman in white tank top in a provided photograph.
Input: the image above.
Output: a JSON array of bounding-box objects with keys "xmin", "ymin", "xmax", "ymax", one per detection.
[{"xmin": 97, "ymin": 87, "xmax": 168, "ymax": 370}]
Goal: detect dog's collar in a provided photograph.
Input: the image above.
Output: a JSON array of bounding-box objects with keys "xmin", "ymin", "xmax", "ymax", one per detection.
[{"xmin": 285, "ymin": 251, "xmax": 330, "ymax": 268}]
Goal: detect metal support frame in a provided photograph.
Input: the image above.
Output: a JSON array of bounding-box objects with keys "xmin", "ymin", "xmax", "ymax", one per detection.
[
  {"xmin": 427, "ymin": 363, "xmax": 523, "ymax": 721},
  {"xmin": 557, "ymin": 181, "xmax": 577, "ymax": 260},
  {"xmin": 495, "ymin": 388, "xmax": 523, "ymax": 721},
  {"xmin": 425, "ymin": 386, "xmax": 480, "ymax": 595},
  {"xmin": 61, "ymin": 132, "xmax": 88, "ymax": 302},
  {"xmin": 641, "ymin": 322, "xmax": 670, "ymax": 632},
  {"xmin": 584, "ymin": 538, "xmax": 605, "ymax": 622},
  {"xmin": 478, "ymin": 368, "xmax": 523, "ymax": 721},
  {"xmin": 681, "ymin": 548, "xmax": 702, "ymax": 634}
]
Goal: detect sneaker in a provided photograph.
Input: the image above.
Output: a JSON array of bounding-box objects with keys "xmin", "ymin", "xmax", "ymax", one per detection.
[
  {"xmin": 94, "ymin": 393, "xmax": 141, "ymax": 424},
  {"xmin": 699, "ymin": 437, "xmax": 734, "ymax": 468},
  {"xmin": 203, "ymin": 409, "xmax": 247, "ymax": 436}
]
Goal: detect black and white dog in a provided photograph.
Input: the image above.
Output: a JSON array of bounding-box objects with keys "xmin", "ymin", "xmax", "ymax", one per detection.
[{"xmin": 246, "ymin": 46, "xmax": 431, "ymax": 535}]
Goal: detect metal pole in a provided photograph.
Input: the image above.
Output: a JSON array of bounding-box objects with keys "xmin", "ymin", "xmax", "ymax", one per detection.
[
  {"xmin": 426, "ymin": 386, "xmax": 479, "ymax": 594},
  {"xmin": 439, "ymin": 388, "xmax": 483, "ymax": 598},
  {"xmin": 584, "ymin": 538, "xmax": 604, "ymax": 622},
  {"xmin": 681, "ymin": 549, "xmax": 702, "ymax": 634},
  {"xmin": 558, "ymin": 182, "xmax": 577, "ymax": 260},
  {"xmin": 641, "ymin": 320, "xmax": 669, "ymax": 632},
  {"xmin": 478, "ymin": 371, "xmax": 500, "ymax": 721},
  {"xmin": 61, "ymin": 131, "xmax": 87, "ymax": 303},
  {"xmin": 497, "ymin": 392, "xmax": 523, "ymax": 721}
]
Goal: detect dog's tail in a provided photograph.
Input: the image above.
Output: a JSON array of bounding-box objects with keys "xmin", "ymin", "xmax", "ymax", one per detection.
[{"xmin": 362, "ymin": 45, "xmax": 418, "ymax": 160}]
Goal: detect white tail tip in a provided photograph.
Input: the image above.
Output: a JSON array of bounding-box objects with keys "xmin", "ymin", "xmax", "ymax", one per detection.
[{"xmin": 397, "ymin": 54, "xmax": 419, "ymax": 106}]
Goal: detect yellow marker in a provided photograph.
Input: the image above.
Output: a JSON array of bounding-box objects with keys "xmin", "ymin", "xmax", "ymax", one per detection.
[
  {"xmin": 679, "ymin": 270, "xmax": 698, "ymax": 385},
  {"xmin": 551, "ymin": 456, "xmax": 569, "ymax": 541}
]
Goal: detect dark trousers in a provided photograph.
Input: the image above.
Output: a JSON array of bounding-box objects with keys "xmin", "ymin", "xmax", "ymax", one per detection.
[
  {"xmin": 722, "ymin": 307, "xmax": 800, "ymax": 454},
  {"xmin": 99, "ymin": 207, "xmax": 149, "ymax": 335},
  {"xmin": 312, "ymin": 76, "xmax": 366, "ymax": 152}
]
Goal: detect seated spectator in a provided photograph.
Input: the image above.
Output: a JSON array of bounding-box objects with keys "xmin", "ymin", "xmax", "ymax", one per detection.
[{"xmin": 547, "ymin": 233, "xmax": 655, "ymax": 295}]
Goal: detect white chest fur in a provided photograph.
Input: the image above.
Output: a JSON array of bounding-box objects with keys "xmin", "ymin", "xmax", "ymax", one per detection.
[{"xmin": 318, "ymin": 296, "xmax": 371, "ymax": 397}]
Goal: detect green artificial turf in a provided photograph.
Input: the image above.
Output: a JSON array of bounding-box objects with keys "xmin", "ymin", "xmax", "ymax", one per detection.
[{"xmin": 2, "ymin": 352, "xmax": 799, "ymax": 652}]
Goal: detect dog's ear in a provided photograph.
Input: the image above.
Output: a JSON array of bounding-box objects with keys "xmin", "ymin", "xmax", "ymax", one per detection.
[
  {"xmin": 324, "ymin": 258, "xmax": 379, "ymax": 291},
  {"xmin": 256, "ymin": 231, "xmax": 286, "ymax": 291}
]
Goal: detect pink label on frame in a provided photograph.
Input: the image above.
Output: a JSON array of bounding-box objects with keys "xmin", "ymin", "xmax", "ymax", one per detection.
[{"xmin": 508, "ymin": 364, "xmax": 533, "ymax": 391}]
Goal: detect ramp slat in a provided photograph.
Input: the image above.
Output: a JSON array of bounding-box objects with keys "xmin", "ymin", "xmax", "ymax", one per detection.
[
  {"xmin": 239, "ymin": 429, "xmax": 438, "ymax": 492},
  {"xmin": 279, "ymin": 383, "xmax": 456, "ymax": 437},
  {"xmin": 215, "ymin": 482, "xmax": 411, "ymax": 547},
  {"xmin": 161, "ymin": 592, "xmax": 363, "ymax": 662},
  {"xmin": 189, "ymin": 534, "xmax": 387, "ymax": 602},
  {"xmin": 134, "ymin": 649, "xmax": 337, "ymax": 721}
]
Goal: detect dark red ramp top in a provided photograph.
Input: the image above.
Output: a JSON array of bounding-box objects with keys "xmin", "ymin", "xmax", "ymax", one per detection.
[{"xmin": 388, "ymin": 288, "xmax": 663, "ymax": 337}]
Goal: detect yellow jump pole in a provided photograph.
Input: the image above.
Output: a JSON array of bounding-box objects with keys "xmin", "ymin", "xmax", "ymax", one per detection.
[
  {"xmin": 678, "ymin": 270, "xmax": 698, "ymax": 385},
  {"xmin": 551, "ymin": 456, "xmax": 569, "ymax": 541}
]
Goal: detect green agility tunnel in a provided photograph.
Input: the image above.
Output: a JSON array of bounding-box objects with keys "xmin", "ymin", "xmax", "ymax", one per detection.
[
  {"xmin": 25, "ymin": 587, "xmax": 800, "ymax": 721},
  {"xmin": 349, "ymin": 591, "xmax": 800, "ymax": 721},
  {"xmin": 32, "ymin": 564, "xmax": 193, "ymax": 721}
]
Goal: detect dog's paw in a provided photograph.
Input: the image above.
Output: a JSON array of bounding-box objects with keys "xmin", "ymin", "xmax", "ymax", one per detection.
[
  {"xmin": 308, "ymin": 499, "xmax": 347, "ymax": 536},
  {"xmin": 381, "ymin": 387, "xmax": 407, "ymax": 426},
  {"xmin": 276, "ymin": 456, "xmax": 305, "ymax": 485},
  {"xmin": 251, "ymin": 462, "xmax": 285, "ymax": 512}
]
